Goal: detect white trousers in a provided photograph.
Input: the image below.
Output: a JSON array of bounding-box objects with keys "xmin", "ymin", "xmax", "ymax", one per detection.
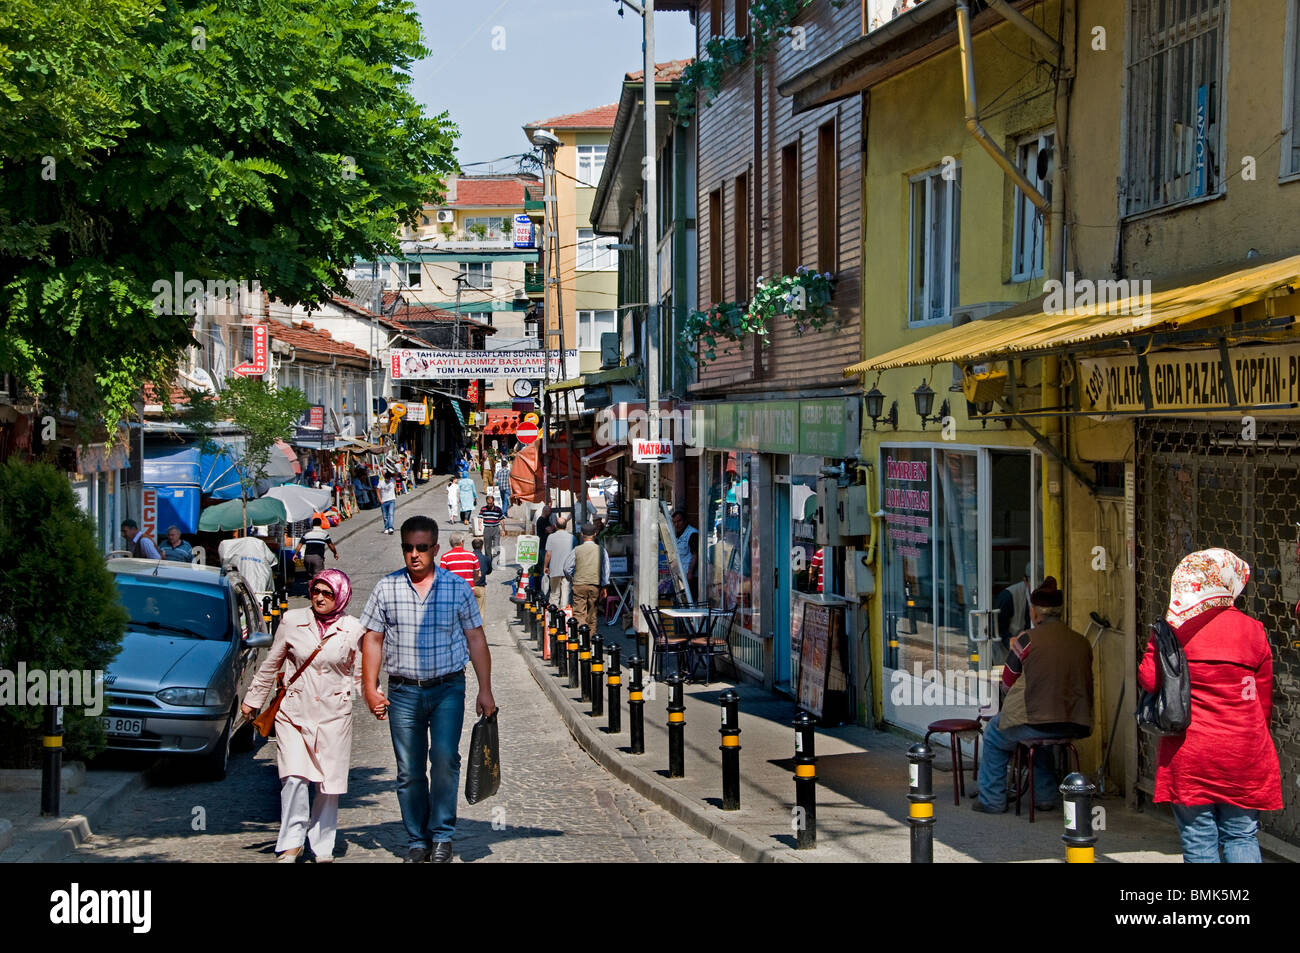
[
  {"xmin": 277, "ymin": 775, "xmax": 339, "ymax": 857},
  {"xmin": 547, "ymin": 576, "xmax": 570, "ymax": 607}
]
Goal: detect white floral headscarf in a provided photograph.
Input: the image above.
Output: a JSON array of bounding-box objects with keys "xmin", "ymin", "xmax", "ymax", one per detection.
[{"xmin": 1166, "ymin": 548, "xmax": 1250, "ymax": 627}]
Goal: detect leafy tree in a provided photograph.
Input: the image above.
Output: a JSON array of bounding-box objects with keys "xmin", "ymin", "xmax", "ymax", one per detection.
[
  {"xmin": 0, "ymin": 461, "xmax": 129, "ymax": 768},
  {"xmin": 0, "ymin": 0, "xmax": 458, "ymax": 434},
  {"xmin": 179, "ymin": 378, "xmax": 310, "ymax": 528}
]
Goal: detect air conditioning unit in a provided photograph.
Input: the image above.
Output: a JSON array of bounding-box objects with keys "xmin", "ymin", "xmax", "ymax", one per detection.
[
  {"xmin": 436, "ymin": 210, "xmax": 454, "ymax": 224},
  {"xmin": 949, "ymin": 301, "xmax": 1019, "ymax": 389}
]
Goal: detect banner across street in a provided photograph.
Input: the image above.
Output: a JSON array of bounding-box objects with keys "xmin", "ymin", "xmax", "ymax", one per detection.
[{"xmin": 388, "ymin": 348, "xmax": 578, "ymax": 380}]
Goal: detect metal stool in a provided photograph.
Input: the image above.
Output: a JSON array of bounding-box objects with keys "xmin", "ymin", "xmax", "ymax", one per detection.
[
  {"xmin": 1013, "ymin": 738, "xmax": 1080, "ymax": 823},
  {"xmin": 923, "ymin": 718, "xmax": 982, "ymax": 806}
]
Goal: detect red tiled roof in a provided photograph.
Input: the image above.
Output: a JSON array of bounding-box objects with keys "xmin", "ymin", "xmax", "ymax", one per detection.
[
  {"xmin": 525, "ymin": 102, "xmax": 619, "ymax": 130},
  {"xmin": 328, "ymin": 294, "xmax": 417, "ymax": 333},
  {"xmin": 626, "ymin": 58, "xmax": 693, "ymax": 83},
  {"xmin": 267, "ymin": 321, "xmax": 371, "ymax": 362},
  {"xmin": 380, "ymin": 293, "xmax": 497, "ymax": 333},
  {"xmin": 142, "ymin": 382, "xmax": 190, "ymax": 406},
  {"xmin": 445, "ymin": 177, "xmax": 538, "ymax": 208}
]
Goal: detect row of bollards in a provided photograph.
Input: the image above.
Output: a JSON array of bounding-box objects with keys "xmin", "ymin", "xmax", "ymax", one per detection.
[{"xmin": 906, "ymin": 743, "xmax": 1100, "ymax": 863}]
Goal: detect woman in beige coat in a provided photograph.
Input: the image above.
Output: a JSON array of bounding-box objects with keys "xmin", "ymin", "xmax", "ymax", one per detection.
[{"xmin": 242, "ymin": 569, "xmax": 364, "ymax": 862}]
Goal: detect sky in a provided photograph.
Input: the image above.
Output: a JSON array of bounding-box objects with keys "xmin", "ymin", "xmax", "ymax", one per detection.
[{"xmin": 410, "ymin": 1, "xmax": 697, "ymax": 173}]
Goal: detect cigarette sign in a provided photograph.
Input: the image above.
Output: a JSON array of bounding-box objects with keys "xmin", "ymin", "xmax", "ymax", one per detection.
[{"xmin": 632, "ymin": 440, "xmax": 674, "ymax": 463}]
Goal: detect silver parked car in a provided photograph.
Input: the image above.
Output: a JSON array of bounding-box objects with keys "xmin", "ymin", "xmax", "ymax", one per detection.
[{"xmin": 100, "ymin": 559, "xmax": 272, "ymax": 780}]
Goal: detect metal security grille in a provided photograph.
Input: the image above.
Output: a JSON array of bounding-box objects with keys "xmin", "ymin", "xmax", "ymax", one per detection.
[{"xmin": 1136, "ymin": 419, "xmax": 1300, "ymax": 847}]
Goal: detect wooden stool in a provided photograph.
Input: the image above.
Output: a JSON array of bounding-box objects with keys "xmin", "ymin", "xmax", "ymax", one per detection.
[
  {"xmin": 923, "ymin": 719, "xmax": 982, "ymax": 806},
  {"xmin": 1013, "ymin": 739, "xmax": 1080, "ymax": 823}
]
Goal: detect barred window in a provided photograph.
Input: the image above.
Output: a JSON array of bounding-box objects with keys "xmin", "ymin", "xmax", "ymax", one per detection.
[{"xmin": 1124, "ymin": 0, "xmax": 1226, "ymax": 215}]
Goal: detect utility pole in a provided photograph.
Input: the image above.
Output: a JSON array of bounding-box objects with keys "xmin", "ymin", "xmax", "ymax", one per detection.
[
  {"xmin": 533, "ymin": 129, "xmax": 563, "ymax": 522},
  {"xmin": 616, "ymin": 0, "xmax": 659, "ymax": 641}
]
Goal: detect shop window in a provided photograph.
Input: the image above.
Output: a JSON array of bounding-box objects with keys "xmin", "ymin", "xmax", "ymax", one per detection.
[
  {"xmin": 1124, "ymin": 0, "xmax": 1225, "ymax": 214},
  {"xmin": 705, "ymin": 452, "xmax": 761, "ymax": 666}
]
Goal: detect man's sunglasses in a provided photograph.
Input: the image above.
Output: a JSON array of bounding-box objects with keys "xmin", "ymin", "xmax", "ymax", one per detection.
[
  {"xmin": 310, "ymin": 587, "xmax": 334, "ymax": 597},
  {"xmin": 401, "ymin": 542, "xmax": 433, "ymax": 553}
]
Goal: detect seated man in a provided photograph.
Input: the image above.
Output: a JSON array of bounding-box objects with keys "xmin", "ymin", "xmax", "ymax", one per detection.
[{"xmin": 973, "ymin": 577, "xmax": 1093, "ymax": 814}]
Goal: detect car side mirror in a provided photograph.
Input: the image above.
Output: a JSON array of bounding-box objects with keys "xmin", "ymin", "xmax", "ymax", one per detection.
[{"xmin": 244, "ymin": 632, "xmax": 273, "ymax": 649}]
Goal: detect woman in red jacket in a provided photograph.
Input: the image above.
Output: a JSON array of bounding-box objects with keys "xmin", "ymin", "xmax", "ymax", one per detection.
[{"xmin": 1138, "ymin": 548, "xmax": 1281, "ymax": 862}]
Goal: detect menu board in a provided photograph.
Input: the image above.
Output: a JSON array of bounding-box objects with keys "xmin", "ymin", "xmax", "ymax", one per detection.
[{"xmin": 797, "ymin": 602, "xmax": 833, "ymax": 718}]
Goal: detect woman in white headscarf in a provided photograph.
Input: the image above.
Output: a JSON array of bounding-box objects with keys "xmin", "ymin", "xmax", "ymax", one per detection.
[{"xmin": 1138, "ymin": 548, "xmax": 1281, "ymax": 862}]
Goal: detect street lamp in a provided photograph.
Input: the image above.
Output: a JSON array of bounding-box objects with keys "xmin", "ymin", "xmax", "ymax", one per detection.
[
  {"xmin": 865, "ymin": 385, "xmax": 898, "ymax": 430},
  {"xmin": 913, "ymin": 380, "xmax": 949, "ymax": 430}
]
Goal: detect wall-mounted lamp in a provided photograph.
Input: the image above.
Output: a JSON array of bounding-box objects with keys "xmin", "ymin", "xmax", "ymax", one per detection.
[
  {"xmin": 913, "ymin": 380, "xmax": 948, "ymax": 430},
  {"xmin": 865, "ymin": 385, "xmax": 898, "ymax": 430}
]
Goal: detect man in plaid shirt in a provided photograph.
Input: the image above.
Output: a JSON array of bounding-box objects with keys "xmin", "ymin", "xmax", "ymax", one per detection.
[
  {"xmin": 494, "ymin": 458, "xmax": 512, "ymax": 513},
  {"xmin": 360, "ymin": 514, "xmax": 496, "ymax": 863}
]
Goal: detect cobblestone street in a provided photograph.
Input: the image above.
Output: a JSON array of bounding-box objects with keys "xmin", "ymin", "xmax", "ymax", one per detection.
[{"xmin": 65, "ymin": 495, "xmax": 737, "ymax": 863}]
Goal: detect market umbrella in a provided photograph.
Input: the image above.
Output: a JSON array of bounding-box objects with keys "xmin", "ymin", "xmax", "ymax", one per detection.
[
  {"xmin": 199, "ymin": 497, "xmax": 288, "ymax": 532},
  {"xmin": 265, "ymin": 439, "xmax": 301, "ymax": 482},
  {"xmin": 264, "ymin": 484, "xmax": 334, "ymax": 523}
]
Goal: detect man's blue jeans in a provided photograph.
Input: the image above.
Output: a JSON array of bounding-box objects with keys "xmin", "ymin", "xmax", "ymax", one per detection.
[
  {"xmin": 498, "ymin": 486, "xmax": 510, "ymax": 511},
  {"xmin": 386, "ymin": 674, "xmax": 465, "ymax": 848},
  {"xmin": 976, "ymin": 713, "xmax": 1073, "ymax": 811},
  {"xmin": 381, "ymin": 499, "xmax": 395, "ymax": 531},
  {"xmin": 1171, "ymin": 803, "xmax": 1261, "ymax": 863}
]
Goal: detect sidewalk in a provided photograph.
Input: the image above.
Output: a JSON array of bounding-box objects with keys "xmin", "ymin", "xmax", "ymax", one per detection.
[
  {"xmin": 510, "ymin": 602, "xmax": 1188, "ymax": 863},
  {"xmin": 0, "ymin": 472, "xmax": 453, "ymax": 864}
]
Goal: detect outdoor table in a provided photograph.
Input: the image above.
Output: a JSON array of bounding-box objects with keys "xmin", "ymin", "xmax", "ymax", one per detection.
[{"xmin": 658, "ymin": 606, "xmax": 732, "ymax": 680}]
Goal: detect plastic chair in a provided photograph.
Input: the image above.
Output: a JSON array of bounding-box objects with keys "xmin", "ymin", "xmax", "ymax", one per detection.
[{"xmin": 642, "ymin": 604, "xmax": 689, "ymax": 682}]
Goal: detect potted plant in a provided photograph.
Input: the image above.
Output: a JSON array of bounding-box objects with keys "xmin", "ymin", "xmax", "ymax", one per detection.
[
  {"xmin": 750, "ymin": 266, "xmax": 836, "ymax": 335},
  {"xmin": 680, "ymin": 299, "xmax": 764, "ymax": 362}
]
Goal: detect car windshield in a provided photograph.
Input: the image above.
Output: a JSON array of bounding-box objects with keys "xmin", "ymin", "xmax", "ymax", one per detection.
[{"xmin": 114, "ymin": 575, "xmax": 229, "ymax": 641}]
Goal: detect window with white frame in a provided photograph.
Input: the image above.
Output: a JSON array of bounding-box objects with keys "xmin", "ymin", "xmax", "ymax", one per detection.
[
  {"xmin": 391, "ymin": 261, "xmax": 421, "ymax": 289},
  {"xmin": 576, "ymin": 228, "xmax": 617, "ymax": 270},
  {"xmin": 1012, "ymin": 130, "xmax": 1054, "ymax": 282},
  {"xmin": 465, "ymin": 311, "xmax": 493, "ymax": 327},
  {"xmin": 1124, "ymin": 0, "xmax": 1225, "ymax": 214},
  {"xmin": 463, "ymin": 216, "xmax": 512, "ymax": 241},
  {"xmin": 576, "ymin": 145, "xmax": 608, "ymax": 187},
  {"xmin": 908, "ymin": 163, "xmax": 961, "ymax": 326},
  {"xmin": 460, "ymin": 262, "xmax": 492, "ymax": 289},
  {"xmin": 578, "ymin": 310, "xmax": 616, "ymax": 349},
  {"xmin": 1285, "ymin": 0, "xmax": 1300, "ymax": 177}
]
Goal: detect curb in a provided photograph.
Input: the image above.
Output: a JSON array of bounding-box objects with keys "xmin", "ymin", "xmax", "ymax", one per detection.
[
  {"xmin": 510, "ymin": 627, "xmax": 791, "ymax": 864},
  {"xmin": 0, "ymin": 770, "xmax": 147, "ymax": 863}
]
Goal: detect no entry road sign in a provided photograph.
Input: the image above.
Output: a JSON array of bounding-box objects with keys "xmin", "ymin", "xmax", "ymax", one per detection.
[{"xmin": 516, "ymin": 421, "xmax": 539, "ymax": 445}]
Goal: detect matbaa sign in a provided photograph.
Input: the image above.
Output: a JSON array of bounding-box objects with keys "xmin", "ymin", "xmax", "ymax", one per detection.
[{"xmin": 632, "ymin": 439, "xmax": 673, "ymax": 463}]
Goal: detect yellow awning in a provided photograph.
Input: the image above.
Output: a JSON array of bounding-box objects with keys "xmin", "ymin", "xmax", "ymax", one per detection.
[
  {"xmin": 545, "ymin": 365, "xmax": 638, "ymax": 394},
  {"xmin": 844, "ymin": 254, "xmax": 1300, "ymax": 375}
]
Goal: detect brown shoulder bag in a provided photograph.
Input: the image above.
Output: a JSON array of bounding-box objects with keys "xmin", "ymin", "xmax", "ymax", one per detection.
[{"xmin": 252, "ymin": 634, "xmax": 334, "ymax": 737}]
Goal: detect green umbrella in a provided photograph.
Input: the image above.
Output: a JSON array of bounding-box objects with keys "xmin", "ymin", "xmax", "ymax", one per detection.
[{"xmin": 199, "ymin": 497, "xmax": 288, "ymax": 532}]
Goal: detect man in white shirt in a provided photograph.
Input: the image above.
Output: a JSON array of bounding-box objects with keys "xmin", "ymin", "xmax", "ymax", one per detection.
[
  {"xmin": 542, "ymin": 515, "xmax": 576, "ymax": 607},
  {"xmin": 377, "ymin": 471, "xmax": 398, "ymax": 534},
  {"xmin": 120, "ymin": 519, "xmax": 161, "ymax": 559}
]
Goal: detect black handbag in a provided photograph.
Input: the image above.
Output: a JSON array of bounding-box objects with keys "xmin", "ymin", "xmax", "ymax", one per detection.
[
  {"xmin": 1136, "ymin": 619, "xmax": 1191, "ymax": 736},
  {"xmin": 464, "ymin": 709, "xmax": 501, "ymax": 804}
]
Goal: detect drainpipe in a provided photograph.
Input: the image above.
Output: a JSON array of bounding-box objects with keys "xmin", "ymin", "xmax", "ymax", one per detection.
[{"xmin": 954, "ymin": 0, "xmax": 1049, "ymax": 214}]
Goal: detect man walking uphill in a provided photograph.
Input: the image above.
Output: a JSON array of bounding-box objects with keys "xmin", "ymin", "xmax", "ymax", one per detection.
[
  {"xmin": 564, "ymin": 522, "xmax": 609, "ymax": 636},
  {"xmin": 359, "ymin": 515, "xmax": 496, "ymax": 863}
]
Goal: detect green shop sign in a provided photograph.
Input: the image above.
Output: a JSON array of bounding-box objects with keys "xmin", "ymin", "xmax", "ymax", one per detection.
[{"xmin": 696, "ymin": 397, "xmax": 859, "ymax": 458}]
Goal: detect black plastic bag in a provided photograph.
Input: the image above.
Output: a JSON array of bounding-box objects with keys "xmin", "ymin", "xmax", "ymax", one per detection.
[{"xmin": 465, "ymin": 709, "xmax": 501, "ymax": 804}]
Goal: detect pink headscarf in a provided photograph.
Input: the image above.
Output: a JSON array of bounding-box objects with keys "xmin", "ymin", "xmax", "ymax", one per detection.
[
  {"xmin": 309, "ymin": 568, "xmax": 353, "ymax": 636},
  {"xmin": 1166, "ymin": 548, "xmax": 1249, "ymax": 628}
]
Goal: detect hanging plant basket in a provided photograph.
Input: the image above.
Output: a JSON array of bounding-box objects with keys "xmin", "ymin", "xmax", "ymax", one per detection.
[
  {"xmin": 751, "ymin": 266, "xmax": 836, "ymax": 336},
  {"xmin": 681, "ymin": 300, "xmax": 765, "ymax": 362}
]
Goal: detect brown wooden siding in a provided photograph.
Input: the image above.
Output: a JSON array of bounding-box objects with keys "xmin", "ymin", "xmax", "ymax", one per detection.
[{"xmin": 692, "ymin": 2, "xmax": 862, "ymax": 396}]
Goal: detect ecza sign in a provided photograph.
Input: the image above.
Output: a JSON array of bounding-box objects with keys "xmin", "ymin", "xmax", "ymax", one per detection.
[{"xmin": 632, "ymin": 440, "xmax": 673, "ymax": 464}]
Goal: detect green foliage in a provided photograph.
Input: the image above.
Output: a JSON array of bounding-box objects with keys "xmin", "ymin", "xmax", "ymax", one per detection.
[
  {"xmin": 0, "ymin": 461, "xmax": 129, "ymax": 768},
  {"xmin": 682, "ymin": 267, "xmax": 836, "ymax": 367},
  {"xmin": 179, "ymin": 378, "xmax": 309, "ymax": 506},
  {"xmin": 0, "ymin": 0, "xmax": 459, "ymax": 435}
]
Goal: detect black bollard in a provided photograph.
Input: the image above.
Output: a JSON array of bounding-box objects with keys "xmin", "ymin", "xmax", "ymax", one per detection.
[
  {"xmin": 628, "ymin": 655, "xmax": 645, "ymax": 754},
  {"xmin": 547, "ymin": 606, "xmax": 559, "ymax": 656},
  {"xmin": 606, "ymin": 643, "xmax": 622, "ymax": 734},
  {"xmin": 270, "ymin": 589, "xmax": 282, "ymax": 632},
  {"xmin": 1060, "ymin": 772, "xmax": 1097, "ymax": 863},
  {"xmin": 719, "ymin": 689, "xmax": 741, "ymax": 811},
  {"xmin": 279, "ymin": 586, "xmax": 289, "ymax": 617},
  {"xmin": 40, "ymin": 694, "xmax": 64, "ymax": 816},
  {"xmin": 557, "ymin": 612, "xmax": 569, "ymax": 677},
  {"xmin": 549, "ymin": 610, "xmax": 562, "ymax": 669},
  {"xmin": 262, "ymin": 595, "xmax": 273, "ymax": 632},
  {"xmin": 666, "ymin": 674, "xmax": 685, "ymax": 778},
  {"xmin": 567, "ymin": 618, "xmax": 580, "ymax": 690},
  {"xmin": 793, "ymin": 713, "xmax": 817, "ymax": 849},
  {"xmin": 907, "ymin": 743, "xmax": 935, "ymax": 863},
  {"xmin": 590, "ymin": 633, "xmax": 604, "ymax": 717},
  {"xmin": 578, "ymin": 623, "xmax": 592, "ymax": 703}
]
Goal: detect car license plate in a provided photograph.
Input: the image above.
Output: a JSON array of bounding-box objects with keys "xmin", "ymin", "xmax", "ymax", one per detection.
[{"xmin": 102, "ymin": 716, "xmax": 144, "ymax": 736}]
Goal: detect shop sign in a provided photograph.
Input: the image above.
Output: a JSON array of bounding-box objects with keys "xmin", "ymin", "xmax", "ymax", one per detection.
[
  {"xmin": 233, "ymin": 325, "xmax": 268, "ymax": 377},
  {"xmin": 304, "ymin": 406, "xmax": 325, "ymax": 430},
  {"xmin": 516, "ymin": 534, "xmax": 540, "ymax": 567},
  {"xmin": 1080, "ymin": 342, "xmax": 1300, "ymax": 415},
  {"xmin": 696, "ymin": 397, "xmax": 859, "ymax": 457},
  {"xmin": 513, "ymin": 214, "xmax": 534, "ymax": 249},
  {"xmin": 403, "ymin": 401, "xmax": 427, "ymax": 424},
  {"xmin": 632, "ymin": 439, "xmax": 673, "ymax": 463},
  {"xmin": 141, "ymin": 487, "xmax": 158, "ymax": 539},
  {"xmin": 388, "ymin": 348, "xmax": 576, "ymax": 380},
  {"xmin": 882, "ymin": 453, "xmax": 931, "ymax": 560}
]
